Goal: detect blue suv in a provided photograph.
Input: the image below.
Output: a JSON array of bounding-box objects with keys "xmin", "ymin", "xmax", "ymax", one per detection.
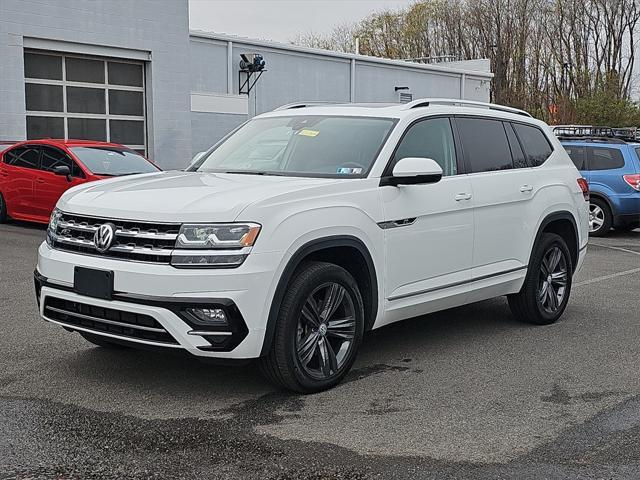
[{"xmin": 555, "ymin": 126, "xmax": 640, "ymax": 236}]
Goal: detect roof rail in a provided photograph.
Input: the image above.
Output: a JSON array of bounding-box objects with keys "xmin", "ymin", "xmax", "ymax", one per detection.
[
  {"xmin": 404, "ymin": 98, "xmax": 532, "ymax": 117},
  {"xmin": 274, "ymin": 101, "xmax": 340, "ymax": 111}
]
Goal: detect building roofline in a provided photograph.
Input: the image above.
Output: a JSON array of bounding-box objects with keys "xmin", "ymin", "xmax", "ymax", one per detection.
[{"xmin": 189, "ymin": 30, "xmax": 494, "ymax": 79}]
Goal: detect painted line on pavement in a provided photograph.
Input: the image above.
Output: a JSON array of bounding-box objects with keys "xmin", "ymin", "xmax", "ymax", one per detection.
[
  {"xmin": 590, "ymin": 243, "xmax": 640, "ymax": 256},
  {"xmin": 575, "ymin": 267, "xmax": 640, "ymax": 287}
]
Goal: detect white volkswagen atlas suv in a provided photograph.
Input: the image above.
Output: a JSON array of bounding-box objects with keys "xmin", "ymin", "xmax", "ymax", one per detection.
[{"xmin": 35, "ymin": 99, "xmax": 589, "ymax": 393}]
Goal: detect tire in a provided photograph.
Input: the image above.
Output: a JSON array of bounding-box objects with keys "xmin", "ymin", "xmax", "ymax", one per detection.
[
  {"xmin": 260, "ymin": 261, "xmax": 365, "ymax": 393},
  {"xmin": 79, "ymin": 332, "xmax": 128, "ymax": 349},
  {"xmin": 508, "ymin": 233, "xmax": 573, "ymax": 325},
  {"xmin": 588, "ymin": 197, "xmax": 612, "ymax": 237},
  {"xmin": 0, "ymin": 192, "xmax": 7, "ymax": 223}
]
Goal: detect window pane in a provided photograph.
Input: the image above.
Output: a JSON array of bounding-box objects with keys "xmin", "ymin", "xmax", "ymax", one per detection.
[
  {"xmin": 65, "ymin": 57, "xmax": 105, "ymax": 83},
  {"xmin": 68, "ymin": 118, "xmax": 107, "ymax": 141},
  {"xmin": 26, "ymin": 116, "xmax": 64, "ymax": 139},
  {"xmin": 24, "ymin": 53, "xmax": 62, "ymax": 80},
  {"xmin": 67, "ymin": 86, "xmax": 105, "ymax": 114},
  {"xmin": 563, "ymin": 146, "xmax": 586, "ymax": 170},
  {"xmin": 108, "ymin": 62, "xmax": 143, "ymax": 87},
  {"xmin": 457, "ymin": 118, "xmax": 513, "ymax": 173},
  {"xmin": 590, "ymin": 147, "xmax": 625, "ymax": 170},
  {"xmin": 109, "ymin": 90, "xmax": 144, "ymax": 116},
  {"xmin": 109, "ymin": 120, "xmax": 144, "ymax": 145},
  {"xmin": 394, "ymin": 118, "xmax": 457, "ymax": 176},
  {"xmin": 70, "ymin": 147, "xmax": 158, "ymax": 175},
  {"xmin": 25, "ymin": 83, "xmax": 63, "ymax": 112},
  {"xmin": 3, "ymin": 146, "xmax": 40, "ymax": 169},
  {"xmin": 512, "ymin": 123, "xmax": 552, "ymax": 167},
  {"xmin": 40, "ymin": 146, "xmax": 72, "ymax": 172},
  {"xmin": 504, "ymin": 122, "xmax": 527, "ymax": 168}
]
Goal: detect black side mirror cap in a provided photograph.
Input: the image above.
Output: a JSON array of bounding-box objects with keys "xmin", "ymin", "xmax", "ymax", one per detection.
[{"xmin": 52, "ymin": 165, "xmax": 72, "ymax": 181}]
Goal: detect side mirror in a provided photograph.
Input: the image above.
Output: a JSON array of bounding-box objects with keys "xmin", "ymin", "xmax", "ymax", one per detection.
[
  {"xmin": 381, "ymin": 157, "xmax": 443, "ymax": 186},
  {"xmin": 53, "ymin": 165, "xmax": 72, "ymax": 182}
]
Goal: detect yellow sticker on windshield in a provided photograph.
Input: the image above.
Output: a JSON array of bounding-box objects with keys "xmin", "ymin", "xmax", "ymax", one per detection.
[{"xmin": 298, "ymin": 129, "xmax": 319, "ymax": 137}]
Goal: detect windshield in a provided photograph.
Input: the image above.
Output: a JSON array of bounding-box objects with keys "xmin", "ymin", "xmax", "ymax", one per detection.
[
  {"xmin": 70, "ymin": 147, "xmax": 158, "ymax": 176},
  {"xmin": 192, "ymin": 115, "xmax": 397, "ymax": 178}
]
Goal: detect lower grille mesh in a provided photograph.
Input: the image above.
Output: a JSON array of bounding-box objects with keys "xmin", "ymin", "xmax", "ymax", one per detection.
[{"xmin": 44, "ymin": 296, "xmax": 178, "ymax": 345}]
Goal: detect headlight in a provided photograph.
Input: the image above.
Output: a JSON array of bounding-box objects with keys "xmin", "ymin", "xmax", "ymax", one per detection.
[
  {"xmin": 171, "ymin": 223, "xmax": 261, "ymax": 268},
  {"xmin": 175, "ymin": 223, "xmax": 261, "ymax": 249},
  {"xmin": 46, "ymin": 209, "xmax": 61, "ymax": 246}
]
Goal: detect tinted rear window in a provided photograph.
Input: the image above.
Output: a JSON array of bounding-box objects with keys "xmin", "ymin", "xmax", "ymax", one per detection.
[
  {"xmin": 3, "ymin": 146, "xmax": 40, "ymax": 169},
  {"xmin": 563, "ymin": 145, "xmax": 586, "ymax": 170},
  {"xmin": 590, "ymin": 147, "xmax": 625, "ymax": 170},
  {"xmin": 456, "ymin": 118, "xmax": 513, "ymax": 173},
  {"xmin": 512, "ymin": 123, "xmax": 553, "ymax": 167}
]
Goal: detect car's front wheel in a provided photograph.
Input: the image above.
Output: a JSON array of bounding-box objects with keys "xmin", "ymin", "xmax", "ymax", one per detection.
[
  {"xmin": 260, "ymin": 261, "xmax": 364, "ymax": 393},
  {"xmin": 508, "ymin": 233, "xmax": 573, "ymax": 325}
]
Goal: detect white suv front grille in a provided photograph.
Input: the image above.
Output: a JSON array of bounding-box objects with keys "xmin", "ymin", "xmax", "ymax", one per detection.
[{"xmin": 51, "ymin": 213, "xmax": 180, "ymax": 263}]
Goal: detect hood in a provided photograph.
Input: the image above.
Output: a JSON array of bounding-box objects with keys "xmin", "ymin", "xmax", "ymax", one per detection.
[{"xmin": 58, "ymin": 171, "xmax": 342, "ymax": 222}]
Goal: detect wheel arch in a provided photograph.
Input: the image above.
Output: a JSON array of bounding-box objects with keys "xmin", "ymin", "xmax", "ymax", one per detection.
[
  {"xmin": 532, "ymin": 211, "xmax": 580, "ymax": 273},
  {"xmin": 588, "ymin": 191, "xmax": 614, "ymax": 213},
  {"xmin": 259, "ymin": 235, "xmax": 378, "ymax": 357}
]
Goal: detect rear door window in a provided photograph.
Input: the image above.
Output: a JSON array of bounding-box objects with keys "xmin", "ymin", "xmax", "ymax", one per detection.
[
  {"xmin": 589, "ymin": 147, "xmax": 625, "ymax": 170},
  {"xmin": 3, "ymin": 145, "xmax": 40, "ymax": 169},
  {"xmin": 512, "ymin": 123, "xmax": 553, "ymax": 167},
  {"xmin": 504, "ymin": 122, "xmax": 527, "ymax": 168},
  {"xmin": 563, "ymin": 145, "xmax": 586, "ymax": 170},
  {"xmin": 456, "ymin": 117, "xmax": 513, "ymax": 173}
]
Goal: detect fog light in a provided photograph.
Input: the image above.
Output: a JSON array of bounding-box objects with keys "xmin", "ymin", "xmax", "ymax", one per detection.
[{"xmin": 186, "ymin": 307, "xmax": 228, "ymax": 326}]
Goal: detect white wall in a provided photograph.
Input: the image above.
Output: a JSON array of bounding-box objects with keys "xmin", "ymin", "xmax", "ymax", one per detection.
[{"xmin": 0, "ymin": 0, "xmax": 192, "ymax": 169}]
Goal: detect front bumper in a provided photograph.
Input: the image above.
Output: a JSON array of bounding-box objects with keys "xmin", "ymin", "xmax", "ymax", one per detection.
[{"xmin": 36, "ymin": 242, "xmax": 283, "ymax": 358}]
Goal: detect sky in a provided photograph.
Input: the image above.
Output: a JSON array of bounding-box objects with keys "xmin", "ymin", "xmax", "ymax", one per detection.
[{"xmin": 189, "ymin": 0, "xmax": 414, "ymax": 44}]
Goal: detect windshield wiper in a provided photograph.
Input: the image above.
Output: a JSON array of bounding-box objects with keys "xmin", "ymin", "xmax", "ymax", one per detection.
[
  {"xmin": 222, "ymin": 170, "xmax": 286, "ymax": 176},
  {"xmin": 224, "ymin": 170, "xmax": 267, "ymax": 175}
]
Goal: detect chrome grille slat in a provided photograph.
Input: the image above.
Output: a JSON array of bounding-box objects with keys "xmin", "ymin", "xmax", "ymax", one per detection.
[
  {"xmin": 58, "ymin": 220, "xmax": 98, "ymax": 233},
  {"xmin": 109, "ymin": 244, "xmax": 173, "ymax": 256},
  {"xmin": 53, "ymin": 212, "xmax": 179, "ymax": 263},
  {"xmin": 115, "ymin": 229, "xmax": 178, "ymax": 241},
  {"xmin": 57, "ymin": 236, "xmax": 95, "ymax": 247}
]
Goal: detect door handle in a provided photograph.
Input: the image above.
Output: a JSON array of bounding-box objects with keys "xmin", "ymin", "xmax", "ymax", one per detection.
[
  {"xmin": 519, "ymin": 185, "xmax": 533, "ymax": 193},
  {"xmin": 36, "ymin": 178, "xmax": 46, "ymax": 184},
  {"xmin": 454, "ymin": 193, "xmax": 472, "ymax": 201}
]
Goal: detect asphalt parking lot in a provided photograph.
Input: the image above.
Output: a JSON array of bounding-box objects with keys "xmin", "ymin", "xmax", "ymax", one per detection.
[{"xmin": 1, "ymin": 221, "xmax": 639, "ymax": 479}]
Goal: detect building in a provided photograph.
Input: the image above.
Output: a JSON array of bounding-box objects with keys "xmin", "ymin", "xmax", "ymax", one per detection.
[{"xmin": 0, "ymin": 0, "xmax": 493, "ymax": 170}]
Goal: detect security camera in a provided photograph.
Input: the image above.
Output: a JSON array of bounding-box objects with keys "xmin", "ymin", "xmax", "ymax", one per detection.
[{"xmin": 240, "ymin": 53, "xmax": 266, "ymax": 72}]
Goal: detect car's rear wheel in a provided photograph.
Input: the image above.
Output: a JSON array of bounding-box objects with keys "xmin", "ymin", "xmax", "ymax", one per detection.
[
  {"xmin": 260, "ymin": 261, "xmax": 364, "ymax": 393},
  {"xmin": 589, "ymin": 198, "xmax": 612, "ymax": 237},
  {"xmin": 508, "ymin": 233, "xmax": 572, "ymax": 325},
  {"xmin": 0, "ymin": 192, "xmax": 7, "ymax": 223},
  {"xmin": 79, "ymin": 332, "xmax": 128, "ymax": 349}
]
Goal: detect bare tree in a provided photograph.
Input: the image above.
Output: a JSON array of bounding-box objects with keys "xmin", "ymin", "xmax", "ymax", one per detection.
[{"xmin": 293, "ymin": 0, "xmax": 640, "ymax": 125}]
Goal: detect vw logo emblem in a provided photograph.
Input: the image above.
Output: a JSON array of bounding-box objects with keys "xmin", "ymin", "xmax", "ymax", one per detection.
[{"xmin": 94, "ymin": 223, "xmax": 116, "ymax": 253}]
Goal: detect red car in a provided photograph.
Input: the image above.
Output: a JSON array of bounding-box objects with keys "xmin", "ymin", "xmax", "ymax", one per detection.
[{"xmin": 0, "ymin": 139, "xmax": 160, "ymax": 224}]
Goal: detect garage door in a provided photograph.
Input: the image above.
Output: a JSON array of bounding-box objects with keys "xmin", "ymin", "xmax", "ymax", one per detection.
[{"xmin": 24, "ymin": 50, "xmax": 146, "ymax": 154}]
